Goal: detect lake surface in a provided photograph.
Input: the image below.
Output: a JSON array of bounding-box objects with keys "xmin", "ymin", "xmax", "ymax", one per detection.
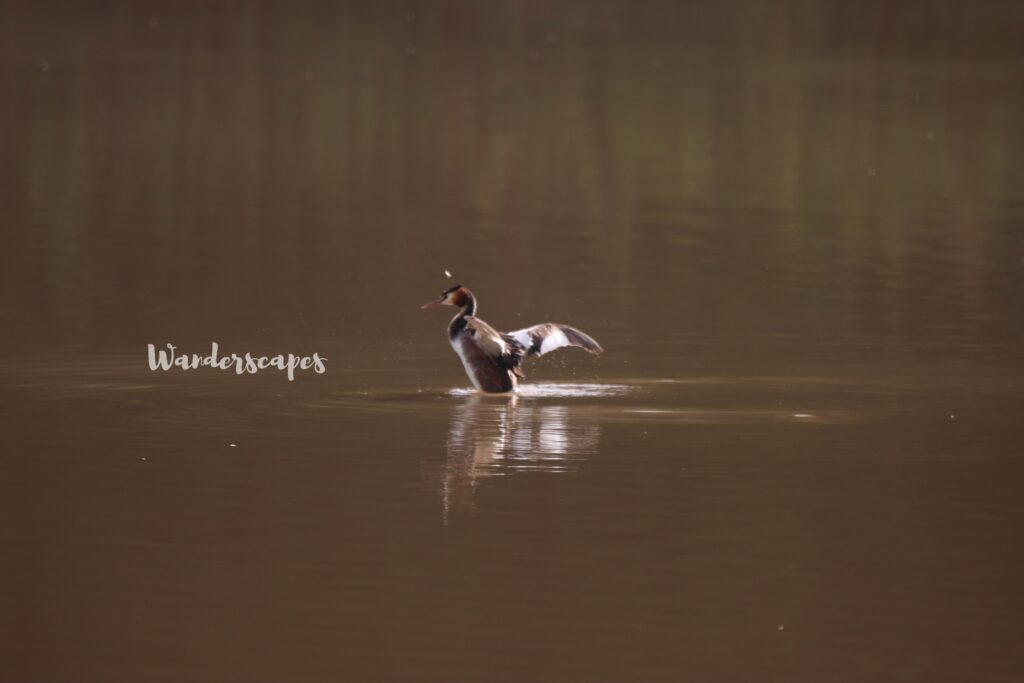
[{"xmin": 2, "ymin": 2, "xmax": 1023, "ymax": 682}]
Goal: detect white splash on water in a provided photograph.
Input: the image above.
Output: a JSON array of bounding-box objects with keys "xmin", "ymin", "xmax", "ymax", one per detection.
[{"xmin": 448, "ymin": 383, "xmax": 630, "ymax": 398}]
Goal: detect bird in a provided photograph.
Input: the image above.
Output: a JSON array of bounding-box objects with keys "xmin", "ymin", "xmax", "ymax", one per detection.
[{"xmin": 421, "ymin": 284, "xmax": 603, "ymax": 393}]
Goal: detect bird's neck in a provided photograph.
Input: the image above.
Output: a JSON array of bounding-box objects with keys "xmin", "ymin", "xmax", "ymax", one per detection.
[
  {"xmin": 461, "ymin": 292, "xmax": 477, "ymax": 318},
  {"xmin": 448, "ymin": 292, "xmax": 477, "ymax": 338}
]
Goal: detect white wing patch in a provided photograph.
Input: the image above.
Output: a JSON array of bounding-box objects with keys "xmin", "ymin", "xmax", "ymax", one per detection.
[
  {"xmin": 509, "ymin": 329, "xmax": 533, "ymax": 349},
  {"xmin": 539, "ymin": 327, "xmax": 569, "ymax": 355},
  {"xmin": 508, "ymin": 323, "xmax": 597, "ymax": 357}
]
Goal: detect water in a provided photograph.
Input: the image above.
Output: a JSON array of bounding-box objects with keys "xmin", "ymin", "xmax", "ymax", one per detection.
[{"xmin": 2, "ymin": 2, "xmax": 1024, "ymax": 682}]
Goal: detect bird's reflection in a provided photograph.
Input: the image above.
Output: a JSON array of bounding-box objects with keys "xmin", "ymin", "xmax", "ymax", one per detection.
[{"xmin": 442, "ymin": 394, "xmax": 600, "ymax": 520}]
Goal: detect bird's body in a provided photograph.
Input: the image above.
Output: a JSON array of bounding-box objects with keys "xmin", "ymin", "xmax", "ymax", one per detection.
[{"xmin": 423, "ymin": 285, "xmax": 603, "ymax": 393}]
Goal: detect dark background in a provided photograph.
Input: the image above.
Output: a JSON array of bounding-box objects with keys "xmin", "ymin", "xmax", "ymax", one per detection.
[{"xmin": 2, "ymin": 2, "xmax": 1023, "ymax": 682}]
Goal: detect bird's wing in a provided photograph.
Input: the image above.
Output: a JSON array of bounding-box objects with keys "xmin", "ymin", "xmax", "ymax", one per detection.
[
  {"xmin": 466, "ymin": 317, "xmax": 528, "ymax": 377},
  {"xmin": 506, "ymin": 323, "xmax": 603, "ymax": 357},
  {"xmin": 463, "ymin": 317, "xmax": 515, "ymax": 358}
]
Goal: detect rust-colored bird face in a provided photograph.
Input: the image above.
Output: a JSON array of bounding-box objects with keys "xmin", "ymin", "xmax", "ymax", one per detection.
[{"xmin": 421, "ymin": 284, "xmax": 464, "ymax": 309}]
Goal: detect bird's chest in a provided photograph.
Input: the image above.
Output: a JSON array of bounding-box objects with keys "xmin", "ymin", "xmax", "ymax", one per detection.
[{"xmin": 450, "ymin": 333, "xmax": 514, "ymax": 392}]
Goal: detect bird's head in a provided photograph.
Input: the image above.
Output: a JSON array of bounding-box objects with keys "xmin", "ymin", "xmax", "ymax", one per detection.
[{"xmin": 421, "ymin": 284, "xmax": 470, "ymax": 309}]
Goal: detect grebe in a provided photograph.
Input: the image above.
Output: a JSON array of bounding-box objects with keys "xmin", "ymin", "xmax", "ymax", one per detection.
[{"xmin": 422, "ymin": 284, "xmax": 603, "ymax": 393}]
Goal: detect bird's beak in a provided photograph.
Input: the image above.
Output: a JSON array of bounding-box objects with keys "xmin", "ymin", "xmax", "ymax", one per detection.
[{"xmin": 421, "ymin": 296, "xmax": 445, "ymax": 309}]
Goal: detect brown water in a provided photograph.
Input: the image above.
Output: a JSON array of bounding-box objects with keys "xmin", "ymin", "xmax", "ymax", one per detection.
[{"xmin": 2, "ymin": 3, "xmax": 1024, "ymax": 682}]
